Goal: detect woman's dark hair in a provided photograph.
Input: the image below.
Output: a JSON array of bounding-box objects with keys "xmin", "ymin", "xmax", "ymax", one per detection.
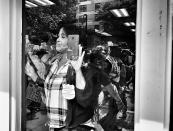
[
  {"xmin": 56, "ymin": 21, "xmax": 83, "ymax": 41},
  {"xmin": 50, "ymin": 21, "xmax": 86, "ymax": 46},
  {"xmin": 57, "ymin": 22, "xmax": 75, "ymax": 36},
  {"xmin": 51, "ymin": 23, "xmax": 76, "ymax": 43},
  {"xmin": 58, "ymin": 27, "xmax": 70, "ymax": 36},
  {"xmin": 50, "ymin": 24, "xmax": 72, "ymax": 44}
]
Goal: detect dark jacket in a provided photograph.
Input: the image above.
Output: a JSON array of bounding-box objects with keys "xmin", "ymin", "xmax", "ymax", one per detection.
[{"xmin": 65, "ymin": 64, "xmax": 111, "ymax": 128}]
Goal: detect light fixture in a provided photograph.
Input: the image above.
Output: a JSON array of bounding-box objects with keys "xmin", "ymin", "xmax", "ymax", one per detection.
[
  {"xmin": 110, "ymin": 9, "xmax": 122, "ymax": 17},
  {"xmin": 101, "ymin": 32, "xmax": 112, "ymax": 36},
  {"xmin": 124, "ymin": 22, "xmax": 135, "ymax": 26},
  {"xmin": 25, "ymin": 4, "xmax": 32, "ymax": 8},
  {"xmin": 124, "ymin": 22, "xmax": 131, "ymax": 26},
  {"xmin": 26, "ymin": 1, "xmax": 38, "ymax": 7},
  {"xmin": 41, "ymin": 0, "xmax": 54, "ymax": 5},
  {"xmin": 110, "ymin": 8, "xmax": 129, "ymax": 17},
  {"xmin": 31, "ymin": 0, "xmax": 54, "ymax": 6},
  {"xmin": 130, "ymin": 22, "xmax": 135, "ymax": 26},
  {"xmin": 95, "ymin": 29, "xmax": 112, "ymax": 36},
  {"xmin": 120, "ymin": 8, "xmax": 129, "ymax": 17},
  {"xmin": 25, "ymin": 0, "xmax": 55, "ymax": 8},
  {"xmin": 131, "ymin": 29, "xmax": 135, "ymax": 32},
  {"xmin": 33, "ymin": 0, "xmax": 47, "ymax": 5}
]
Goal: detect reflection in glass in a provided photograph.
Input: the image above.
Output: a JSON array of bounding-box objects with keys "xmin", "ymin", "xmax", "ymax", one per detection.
[{"xmin": 24, "ymin": 0, "xmax": 136, "ymax": 131}]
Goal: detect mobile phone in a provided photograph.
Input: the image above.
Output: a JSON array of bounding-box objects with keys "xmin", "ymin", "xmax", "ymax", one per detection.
[{"xmin": 67, "ymin": 35, "xmax": 79, "ymax": 60}]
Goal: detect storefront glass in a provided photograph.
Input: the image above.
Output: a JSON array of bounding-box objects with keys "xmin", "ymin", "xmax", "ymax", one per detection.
[{"xmin": 23, "ymin": 0, "xmax": 136, "ymax": 131}]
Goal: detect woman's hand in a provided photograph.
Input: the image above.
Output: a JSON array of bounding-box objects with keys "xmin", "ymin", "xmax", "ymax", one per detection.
[
  {"xmin": 71, "ymin": 45, "xmax": 86, "ymax": 90},
  {"xmin": 71, "ymin": 44, "xmax": 85, "ymax": 71}
]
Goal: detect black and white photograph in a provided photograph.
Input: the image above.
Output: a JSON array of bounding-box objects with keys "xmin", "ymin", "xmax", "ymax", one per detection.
[
  {"xmin": 24, "ymin": 0, "xmax": 136, "ymax": 131},
  {"xmin": 0, "ymin": 0, "xmax": 172, "ymax": 131}
]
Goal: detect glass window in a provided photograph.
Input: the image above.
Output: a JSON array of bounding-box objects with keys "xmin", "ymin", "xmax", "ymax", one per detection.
[
  {"xmin": 79, "ymin": 5, "xmax": 87, "ymax": 12},
  {"xmin": 23, "ymin": 0, "xmax": 137, "ymax": 131},
  {"xmin": 95, "ymin": 3, "xmax": 101, "ymax": 11}
]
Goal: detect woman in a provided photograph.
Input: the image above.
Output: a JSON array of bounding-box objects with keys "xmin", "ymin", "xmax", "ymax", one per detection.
[{"xmin": 25, "ymin": 26, "xmax": 95, "ymax": 131}]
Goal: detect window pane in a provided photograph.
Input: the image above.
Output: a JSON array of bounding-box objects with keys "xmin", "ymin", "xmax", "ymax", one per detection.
[
  {"xmin": 23, "ymin": 0, "xmax": 136, "ymax": 131},
  {"xmin": 95, "ymin": 3, "xmax": 101, "ymax": 11},
  {"xmin": 79, "ymin": 5, "xmax": 87, "ymax": 12}
]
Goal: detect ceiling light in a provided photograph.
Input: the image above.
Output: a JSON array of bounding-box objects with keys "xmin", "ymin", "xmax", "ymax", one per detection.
[
  {"xmin": 25, "ymin": 0, "xmax": 55, "ymax": 7},
  {"xmin": 120, "ymin": 8, "xmax": 129, "ymax": 17},
  {"xmin": 32, "ymin": 0, "xmax": 47, "ymax": 6},
  {"xmin": 124, "ymin": 22, "xmax": 136, "ymax": 27},
  {"xmin": 131, "ymin": 29, "xmax": 135, "ymax": 32},
  {"xmin": 32, "ymin": 0, "xmax": 55, "ymax": 5},
  {"xmin": 124, "ymin": 22, "xmax": 131, "ymax": 26},
  {"xmin": 130, "ymin": 22, "xmax": 135, "ymax": 26},
  {"xmin": 26, "ymin": 1, "xmax": 38, "ymax": 7},
  {"xmin": 41, "ymin": 0, "xmax": 55, "ymax": 5},
  {"xmin": 95, "ymin": 29, "xmax": 112, "ymax": 36},
  {"xmin": 101, "ymin": 32, "xmax": 112, "ymax": 36},
  {"xmin": 110, "ymin": 8, "xmax": 129, "ymax": 17},
  {"xmin": 25, "ymin": 4, "xmax": 32, "ymax": 8},
  {"xmin": 110, "ymin": 9, "xmax": 122, "ymax": 17}
]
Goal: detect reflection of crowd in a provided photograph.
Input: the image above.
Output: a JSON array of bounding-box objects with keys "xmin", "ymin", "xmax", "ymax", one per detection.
[{"xmin": 25, "ymin": 25, "xmax": 135, "ymax": 131}]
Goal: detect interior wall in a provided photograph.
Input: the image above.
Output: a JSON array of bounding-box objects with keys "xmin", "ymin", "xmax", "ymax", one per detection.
[
  {"xmin": 0, "ymin": 1, "xmax": 10, "ymax": 131},
  {"xmin": 9, "ymin": 0, "xmax": 22, "ymax": 131},
  {"xmin": 0, "ymin": 0, "xmax": 22, "ymax": 131},
  {"xmin": 135, "ymin": 0, "xmax": 171, "ymax": 130},
  {"xmin": 170, "ymin": 49, "xmax": 172, "ymax": 130}
]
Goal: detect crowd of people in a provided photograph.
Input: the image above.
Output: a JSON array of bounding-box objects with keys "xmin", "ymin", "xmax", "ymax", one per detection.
[{"xmin": 25, "ymin": 25, "xmax": 135, "ymax": 131}]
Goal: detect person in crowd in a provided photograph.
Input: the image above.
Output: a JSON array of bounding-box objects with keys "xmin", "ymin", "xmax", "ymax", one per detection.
[
  {"xmin": 103, "ymin": 45, "xmax": 135, "ymax": 130},
  {"xmin": 92, "ymin": 45, "xmax": 129, "ymax": 131},
  {"xmin": 25, "ymin": 25, "xmax": 127, "ymax": 131},
  {"xmin": 82, "ymin": 47, "xmax": 127, "ymax": 131},
  {"xmin": 25, "ymin": 35, "xmax": 48, "ymax": 115},
  {"xmin": 25, "ymin": 25, "xmax": 99, "ymax": 131}
]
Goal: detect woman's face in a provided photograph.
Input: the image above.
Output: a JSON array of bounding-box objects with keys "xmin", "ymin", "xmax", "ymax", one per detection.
[{"xmin": 56, "ymin": 27, "xmax": 68, "ymax": 53}]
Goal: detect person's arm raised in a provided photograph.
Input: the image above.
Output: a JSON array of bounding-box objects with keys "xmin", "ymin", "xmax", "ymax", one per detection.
[{"xmin": 71, "ymin": 45, "xmax": 85, "ymax": 90}]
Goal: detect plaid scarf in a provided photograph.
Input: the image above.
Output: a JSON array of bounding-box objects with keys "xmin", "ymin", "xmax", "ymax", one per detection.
[{"xmin": 44, "ymin": 54, "xmax": 71, "ymax": 128}]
